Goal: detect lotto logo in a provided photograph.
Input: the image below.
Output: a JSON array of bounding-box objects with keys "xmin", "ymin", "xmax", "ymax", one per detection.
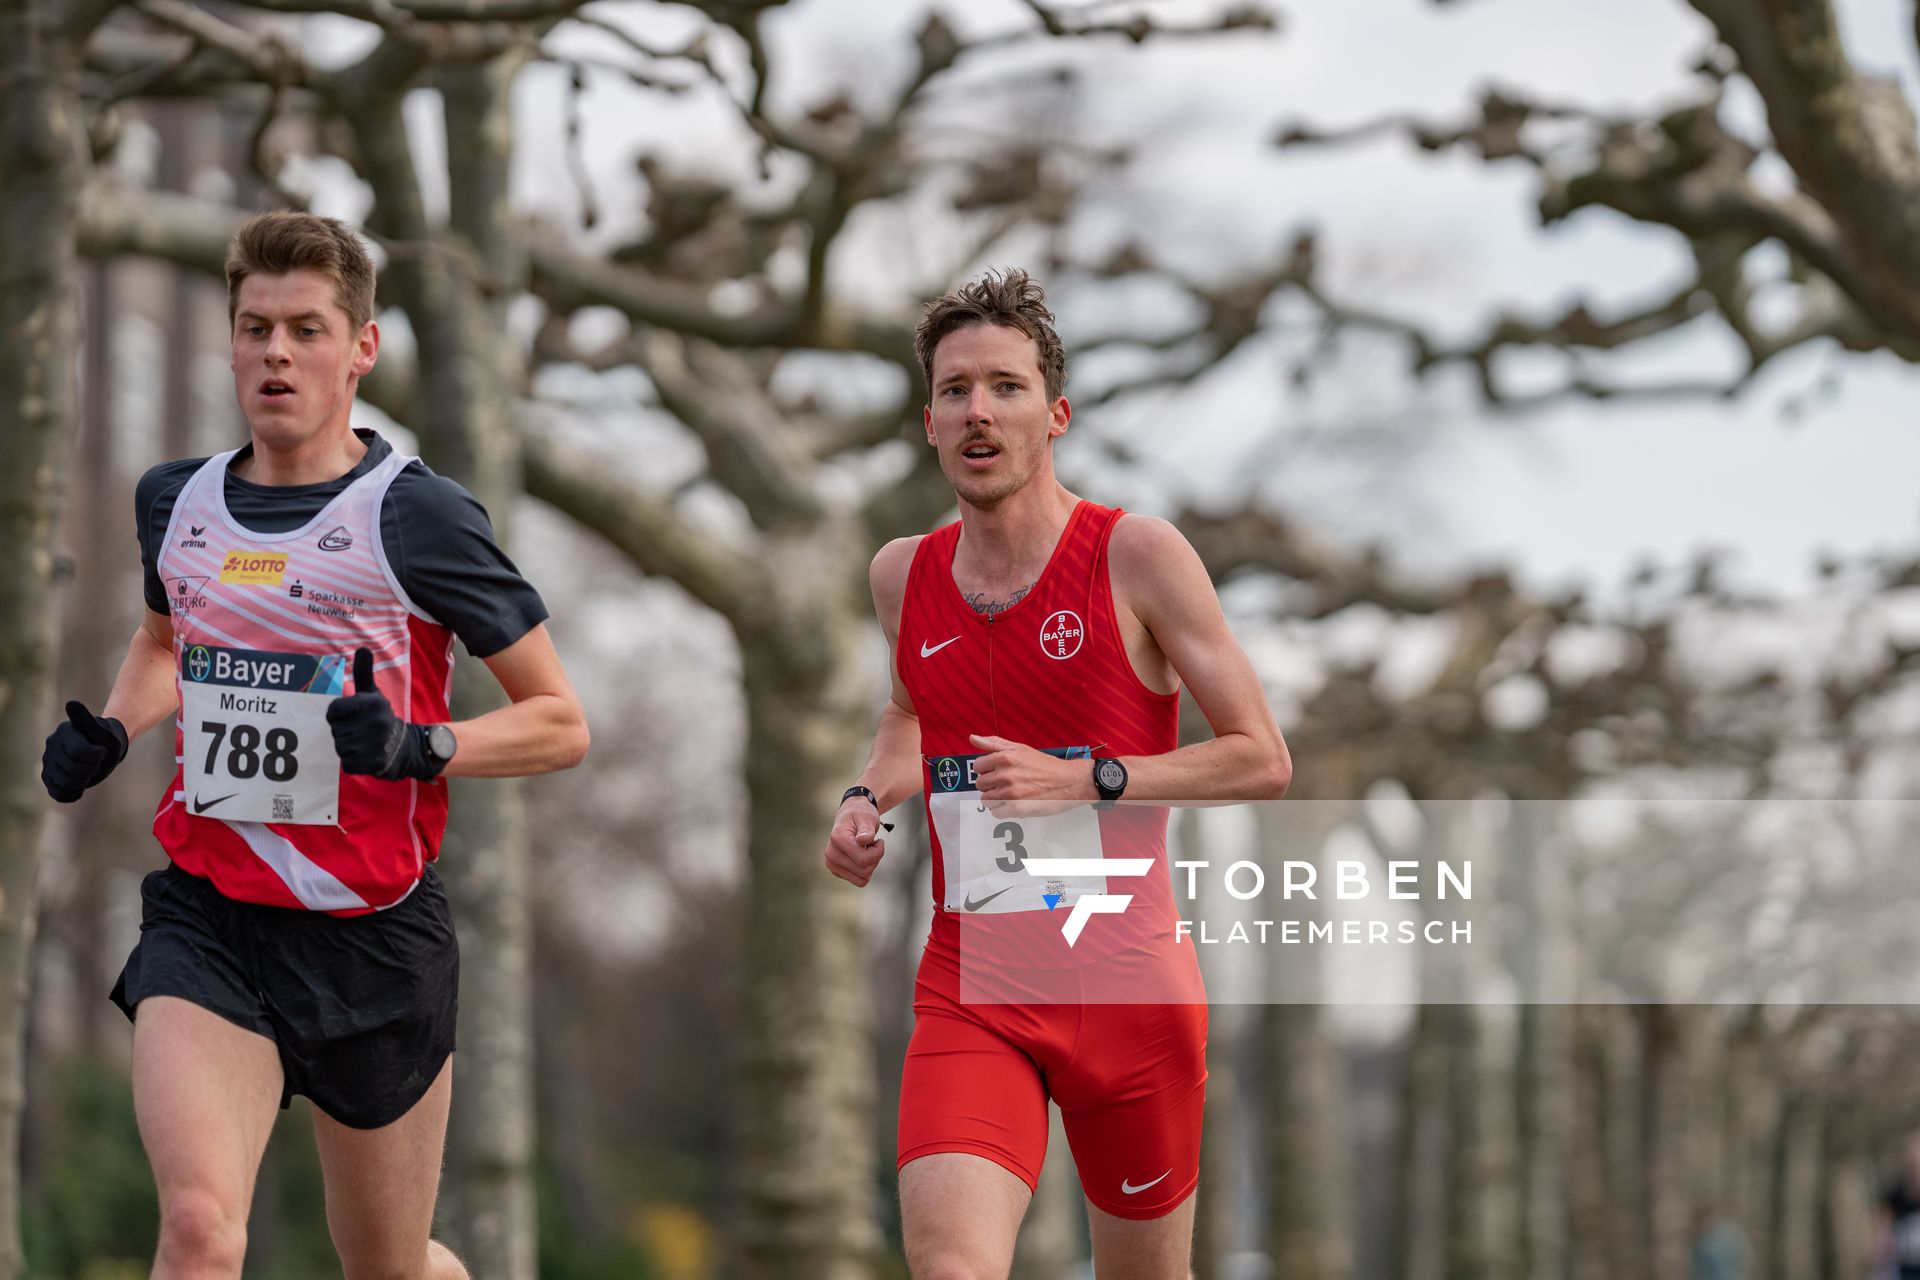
[
  {"xmin": 220, "ymin": 550, "xmax": 289, "ymax": 585},
  {"xmin": 1039, "ymin": 609, "xmax": 1084, "ymax": 660}
]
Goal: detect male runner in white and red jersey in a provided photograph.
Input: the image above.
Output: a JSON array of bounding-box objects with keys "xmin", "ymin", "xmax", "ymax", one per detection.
[
  {"xmin": 823, "ymin": 269, "xmax": 1291, "ymax": 1279},
  {"xmin": 40, "ymin": 210, "xmax": 589, "ymax": 1280}
]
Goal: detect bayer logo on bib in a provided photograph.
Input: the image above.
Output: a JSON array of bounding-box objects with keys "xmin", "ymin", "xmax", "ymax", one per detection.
[{"xmin": 1039, "ymin": 609, "xmax": 1083, "ymax": 660}]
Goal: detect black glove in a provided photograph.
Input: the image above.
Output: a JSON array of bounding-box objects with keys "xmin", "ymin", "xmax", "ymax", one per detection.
[
  {"xmin": 42, "ymin": 701, "xmax": 129, "ymax": 803},
  {"xmin": 327, "ymin": 648, "xmax": 438, "ymax": 781}
]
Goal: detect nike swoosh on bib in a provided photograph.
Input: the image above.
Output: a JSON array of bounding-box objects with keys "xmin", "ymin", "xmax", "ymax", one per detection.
[
  {"xmin": 1121, "ymin": 1170, "xmax": 1172, "ymax": 1195},
  {"xmin": 920, "ymin": 636, "xmax": 960, "ymax": 658},
  {"xmin": 963, "ymin": 886, "xmax": 1012, "ymax": 911},
  {"xmin": 193, "ymin": 793, "xmax": 237, "ymax": 815}
]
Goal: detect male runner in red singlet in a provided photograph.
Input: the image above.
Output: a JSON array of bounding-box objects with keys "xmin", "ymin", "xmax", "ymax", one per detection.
[
  {"xmin": 40, "ymin": 211, "xmax": 589, "ymax": 1280},
  {"xmin": 823, "ymin": 269, "xmax": 1291, "ymax": 1278}
]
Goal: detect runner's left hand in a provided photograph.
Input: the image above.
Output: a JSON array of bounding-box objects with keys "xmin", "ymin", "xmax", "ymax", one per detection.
[{"xmin": 328, "ymin": 648, "xmax": 433, "ymax": 781}]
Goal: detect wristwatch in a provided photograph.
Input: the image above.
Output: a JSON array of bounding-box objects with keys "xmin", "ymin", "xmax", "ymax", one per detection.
[
  {"xmin": 1092, "ymin": 757, "xmax": 1127, "ymax": 810},
  {"xmin": 422, "ymin": 723, "xmax": 458, "ymax": 776}
]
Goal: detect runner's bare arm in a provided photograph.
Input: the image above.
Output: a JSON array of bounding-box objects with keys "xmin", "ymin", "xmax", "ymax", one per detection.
[
  {"xmin": 854, "ymin": 536, "xmax": 927, "ymax": 810},
  {"xmin": 970, "ymin": 516, "xmax": 1289, "ymax": 805},
  {"xmin": 1105, "ymin": 514, "xmax": 1289, "ymax": 801},
  {"xmin": 436, "ymin": 622, "xmax": 589, "ymax": 778},
  {"xmin": 826, "ymin": 536, "xmax": 924, "ymax": 887},
  {"xmin": 100, "ymin": 609, "xmax": 183, "ymax": 740}
]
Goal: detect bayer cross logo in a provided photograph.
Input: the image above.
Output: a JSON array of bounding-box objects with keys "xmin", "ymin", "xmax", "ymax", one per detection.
[
  {"xmin": 185, "ymin": 645, "xmax": 212, "ymax": 682},
  {"xmin": 1039, "ymin": 609, "xmax": 1084, "ymax": 660},
  {"xmin": 935, "ymin": 757, "xmax": 962, "ymax": 791}
]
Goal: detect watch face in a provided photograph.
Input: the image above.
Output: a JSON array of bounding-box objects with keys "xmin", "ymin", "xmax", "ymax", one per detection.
[
  {"xmin": 427, "ymin": 724, "xmax": 457, "ymax": 761},
  {"xmin": 1096, "ymin": 758, "xmax": 1126, "ymax": 793}
]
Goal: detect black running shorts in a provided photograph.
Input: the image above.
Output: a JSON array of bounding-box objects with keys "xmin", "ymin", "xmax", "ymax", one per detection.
[{"xmin": 110, "ymin": 862, "xmax": 459, "ymax": 1130}]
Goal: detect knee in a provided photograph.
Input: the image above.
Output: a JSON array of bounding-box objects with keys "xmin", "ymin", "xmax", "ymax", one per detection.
[{"xmin": 156, "ymin": 1188, "xmax": 248, "ymax": 1275}]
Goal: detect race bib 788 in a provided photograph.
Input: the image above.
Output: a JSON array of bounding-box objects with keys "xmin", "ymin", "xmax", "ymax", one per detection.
[{"xmin": 179, "ymin": 643, "xmax": 345, "ymax": 825}]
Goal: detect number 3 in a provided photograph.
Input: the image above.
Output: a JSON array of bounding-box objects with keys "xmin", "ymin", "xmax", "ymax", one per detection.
[{"xmin": 994, "ymin": 821, "xmax": 1027, "ymax": 872}]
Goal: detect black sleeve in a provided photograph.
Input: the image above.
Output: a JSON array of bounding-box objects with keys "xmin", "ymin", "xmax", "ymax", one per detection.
[
  {"xmin": 382, "ymin": 465, "xmax": 550, "ymax": 658},
  {"xmin": 137, "ymin": 458, "xmax": 206, "ymax": 615}
]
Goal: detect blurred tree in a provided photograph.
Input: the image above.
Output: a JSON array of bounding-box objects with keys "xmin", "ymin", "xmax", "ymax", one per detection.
[{"xmin": 1275, "ymin": 0, "xmax": 1920, "ymax": 410}]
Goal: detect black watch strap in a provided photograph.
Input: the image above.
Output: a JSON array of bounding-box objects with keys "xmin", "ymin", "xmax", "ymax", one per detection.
[{"xmin": 840, "ymin": 785, "xmax": 894, "ymax": 833}]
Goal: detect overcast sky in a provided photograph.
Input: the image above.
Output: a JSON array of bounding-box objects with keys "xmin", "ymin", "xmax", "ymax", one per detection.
[{"xmin": 295, "ymin": 0, "xmax": 1920, "ymax": 603}]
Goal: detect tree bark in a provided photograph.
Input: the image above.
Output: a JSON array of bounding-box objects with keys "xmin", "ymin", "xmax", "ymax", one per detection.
[
  {"xmin": 335, "ymin": 42, "xmax": 540, "ymax": 1276},
  {"xmin": 430, "ymin": 54, "xmax": 539, "ymax": 1280},
  {"xmin": 1010, "ymin": 1109, "xmax": 1079, "ymax": 1280},
  {"xmin": 0, "ymin": 3, "xmax": 90, "ymax": 1273},
  {"xmin": 1262, "ymin": 801, "xmax": 1353, "ymax": 1280},
  {"xmin": 732, "ymin": 573, "xmax": 881, "ymax": 1278}
]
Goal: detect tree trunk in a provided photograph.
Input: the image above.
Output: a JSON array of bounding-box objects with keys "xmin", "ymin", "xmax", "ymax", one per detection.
[
  {"xmin": 1011, "ymin": 1109, "xmax": 1080, "ymax": 1280},
  {"xmin": 1397, "ymin": 1003, "xmax": 1449, "ymax": 1280},
  {"xmin": 337, "ymin": 46, "xmax": 541, "ymax": 1276},
  {"xmin": 0, "ymin": 4, "xmax": 89, "ymax": 1273},
  {"xmin": 1262, "ymin": 797, "xmax": 1353, "ymax": 1280},
  {"xmin": 731, "ymin": 543, "xmax": 879, "ymax": 1278},
  {"xmin": 1642, "ymin": 1004, "xmax": 1692, "ymax": 1280},
  {"xmin": 1564, "ymin": 1005, "xmax": 1611, "ymax": 1280},
  {"xmin": 1510, "ymin": 805, "xmax": 1572, "ymax": 1280},
  {"xmin": 430, "ymin": 53, "xmax": 539, "ymax": 1280},
  {"xmin": 1772, "ymin": 1092, "xmax": 1822, "ymax": 1280}
]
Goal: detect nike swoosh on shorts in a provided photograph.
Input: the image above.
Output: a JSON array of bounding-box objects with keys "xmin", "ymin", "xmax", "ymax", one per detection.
[{"xmin": 1121, "ymin": 1170, "xmax": 1172, "ymax": 1195}]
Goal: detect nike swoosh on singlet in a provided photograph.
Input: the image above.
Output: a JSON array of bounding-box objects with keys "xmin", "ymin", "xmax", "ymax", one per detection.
[
  {"xmin": 963, "ymin": 887, "xmax": 1012, "ymax": 912},
  {"xmin": 192, "ymin": 793, "xmax": 237, "ymax": 815},
  {"xmin": 920, "ymin": 636, "xmax": 961, "ymax": 658},
  {"xmin": 1121, "ymin": 1170, "xmax": 1172, "ymax": 1195}
]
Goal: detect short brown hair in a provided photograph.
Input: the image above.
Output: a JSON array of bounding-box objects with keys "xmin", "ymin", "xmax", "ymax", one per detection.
[
  {"xmin": 915, "ymin": 267, "xmax": 1066, "ymax": 403},
  {"xmin": 225, "ymin": 210, "xmax": 377, "ymax": 332}
]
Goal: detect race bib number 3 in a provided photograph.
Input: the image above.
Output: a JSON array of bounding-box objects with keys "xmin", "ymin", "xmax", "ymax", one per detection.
[
  {"xmin": 180, "ymin": 643, "xmax": 346, "ymax": 825},
  {"xmin": 927, "ymin": 748, "xmax": 1107, "ymax": 914}
]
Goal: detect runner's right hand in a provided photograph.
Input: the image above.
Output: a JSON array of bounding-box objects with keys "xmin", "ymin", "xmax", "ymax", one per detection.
[
  {"xmin": 825, "ymin": 796, "xmax": 887, "ymax": 888},
  {"xmin": 42, "ymin": 701, "xmax": 129, "ymax": 803}
]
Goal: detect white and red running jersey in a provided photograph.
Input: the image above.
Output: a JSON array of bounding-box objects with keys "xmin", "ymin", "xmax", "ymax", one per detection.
[{"xmin": 152, "ymin": 446, "xmax": 455, "ymax": 914}]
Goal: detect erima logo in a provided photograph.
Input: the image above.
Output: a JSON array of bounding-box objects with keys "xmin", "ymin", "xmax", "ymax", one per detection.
[
  {"xmin": 1022, "ymin": 857, "xmax": 1152, "ymax": 946},
  {"xmin": 1038, "ymin": 609, "xmax": 1084, "ymax": 660},
  {"xmin": 318, "ymin": 526, "xmax": 353, "ymax": 552},
  {"xmin": 178, "ymin": 523, "xmax": 208, "ymax": 549},
  {"xmin": 190, "ymin": 525, "xmax": 206, "ymax": 537}
]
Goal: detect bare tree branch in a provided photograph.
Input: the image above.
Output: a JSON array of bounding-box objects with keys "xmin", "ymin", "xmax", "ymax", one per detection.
[
  {"xmin": 521, "ymin": 425, "xmax": 768, "ymax": 629},
  {"xmin": 1176, "ymin": 507, "xmax": 1462, "ymax": 618},
  {"xmin": 218, "ymin": 0, "xmax": 588, "ymax": 23},
  {"xmin": 76, "ymin": 182, "xmax": 240, "ymax": 276},
  {"xmin": 1688, "ymin": 0, "xmax": 1920, "ymax": 337},
  {"xmin": 131, "ymin": 0, "xmax": 308, "ymax": 85}
]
